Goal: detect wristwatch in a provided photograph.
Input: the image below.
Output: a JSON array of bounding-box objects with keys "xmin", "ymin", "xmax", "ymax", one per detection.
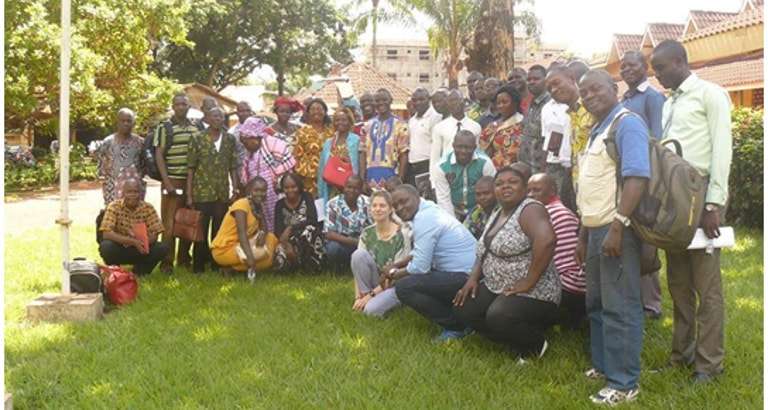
[
  {"xmin": 705, "ymin": 203, "xmax": 720, "ymax": 212},
  {"xmin": 614, "ymin": 213, "xmax": 631, "ymax": 227}
]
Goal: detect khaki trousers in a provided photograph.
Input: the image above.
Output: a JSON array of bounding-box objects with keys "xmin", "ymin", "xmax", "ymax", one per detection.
[
  {"xmin": 664, "ymin": 197, "xmax": 726, "ymax": 375},
  {"xmin": 160, "ymin": 178, "xmax": 192, "ymax": 267}
]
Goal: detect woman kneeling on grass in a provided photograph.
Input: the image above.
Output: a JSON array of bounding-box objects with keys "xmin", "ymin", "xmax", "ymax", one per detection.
[
  {"xmin": 453, "ymin": 164, "xmax": 561, "ymax": 363},
  {"xmin": 351, "ymin": 191, "xmax": 411, "ymax": 317},
  {"xmin": 211, "ymin": 177, "xmax": 279, "ymax": 275}
]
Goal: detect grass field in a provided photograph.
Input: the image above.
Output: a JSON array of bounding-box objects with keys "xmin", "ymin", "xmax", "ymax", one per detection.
[{"xmin": 4, "ymin": 226, "xmax": 764, "ymax": 408}]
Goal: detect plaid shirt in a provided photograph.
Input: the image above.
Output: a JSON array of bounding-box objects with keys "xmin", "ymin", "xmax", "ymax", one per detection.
[
  {"xmin": 99, "ymin": 199, "xmax": 163, "ymax": 237},
  {"xmin": 324, "ymin": 194, "xmax": 371, "ymax": 238}
]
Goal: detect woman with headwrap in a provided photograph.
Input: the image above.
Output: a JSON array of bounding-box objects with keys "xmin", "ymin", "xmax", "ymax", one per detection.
[
  {"xmin": 239, "ymin": 117, "xmax": 296, "ymax": 233},
  {"xmin": 266, "ymin": 96, "xmax": 303, "ymax": 153},
  {"xmin": 293, "ymin": 98, "xmax": 334, "ymax": 196}
]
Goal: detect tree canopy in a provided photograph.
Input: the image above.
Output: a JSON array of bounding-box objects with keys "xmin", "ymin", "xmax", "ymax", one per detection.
[{"xmin": 5, "ymin": 0, "xmax": 190, "ymax": 131}]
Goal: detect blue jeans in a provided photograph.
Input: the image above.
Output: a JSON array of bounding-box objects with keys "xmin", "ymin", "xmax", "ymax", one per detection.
[
  {"xmin": 324, "ymin": 240, "xmax": 356, "ymax": 273},
  {"xmin": 395, "ymin": 271, "xmax": 468, "ymax": 331},
  {"xmin": 585, "ymin": 224, "xmax": 644, "ymax": 391}
]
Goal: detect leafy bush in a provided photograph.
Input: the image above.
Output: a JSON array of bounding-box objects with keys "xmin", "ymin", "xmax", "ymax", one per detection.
[
  {"xmin": 727, "ymin": 107, "xmax": 763, "ymax": 228},
  {"xmin": 4, "ymin": 142, "xmax": 98, "ymax": 191}
]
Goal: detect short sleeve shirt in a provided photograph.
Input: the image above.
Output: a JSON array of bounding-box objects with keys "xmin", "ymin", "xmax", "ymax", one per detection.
[
  {"xmin": 153, "ymin": 119, "xmax": 199, "ymax": 179},
  {"xmin": 324, "ymin": 195, "xmax": 371, "ymax": 237},
  {"xmin": 99, "ymin": 199, "xmax": 163, "ymax": 237},
  {"xmin": 187, "ymin": 130, "xmax": 240, "ymax": 202}
]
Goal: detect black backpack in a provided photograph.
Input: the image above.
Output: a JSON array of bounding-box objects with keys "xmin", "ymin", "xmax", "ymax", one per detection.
[
  {"xmin": 143, "ymin": 121, "xmax": 174, "ymax": 181},
  {"xmin": 69, "ymin": 258, "xmax": 103, "ymax": 294}
]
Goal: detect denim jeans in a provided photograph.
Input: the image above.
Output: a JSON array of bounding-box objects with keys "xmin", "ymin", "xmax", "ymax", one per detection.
[
  {"xmin": 585, "ymin": 224, "xmax": 643, "ymax": 391},
  {"xmin": 325, "ymin": 240, "xmax": 356, "ymax": 273},
  {"xmin": 395, "ymin": 271, "xmax": 468, "ymax": 331},
  {"xmin": 99, "ymin": 240, "xmax": 170, "ymax": 276}
]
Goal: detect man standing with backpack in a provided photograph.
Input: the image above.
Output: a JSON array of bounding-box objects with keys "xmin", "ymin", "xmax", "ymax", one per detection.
[
  {"xmin": 651, "ymin": 40, "xmax": 732, "ymax": 385},
  {"xmin": 152, "ymin": 93, "xmax": 201, "ymax": 273},
  {"xmin": 574, "ymin": 69, "xmax": 649, "ymax": 406}
]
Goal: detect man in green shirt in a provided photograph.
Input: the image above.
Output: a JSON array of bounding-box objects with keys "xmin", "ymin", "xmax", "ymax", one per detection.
[
  {"xmin": 651, "ymin": 39, "xmax": 732, "ymax": 385},
  {"xmin": 186, "ymin": 106, "xmax": 241, "ymax": 273}
]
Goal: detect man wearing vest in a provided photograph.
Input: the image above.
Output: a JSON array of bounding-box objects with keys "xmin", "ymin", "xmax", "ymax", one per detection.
[
  {"xmin": 651, "ymin": 40, "xmax": 732, "ymax": 385},
  {"xmin": 433, "ymin": 130, "xmax": 497, "ymax": 221},
  {"xmin": 154, "ymin": 93, "xmax": 200, "ymax": 273},
  {"xmin": 574, "ymin": 70, "xmax": 650, "ymax": 406}
]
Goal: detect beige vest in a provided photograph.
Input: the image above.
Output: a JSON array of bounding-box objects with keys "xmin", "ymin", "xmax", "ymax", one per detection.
[{"xmin": 577, "ymin": 109, "xmax": 627, "ymax": 227}]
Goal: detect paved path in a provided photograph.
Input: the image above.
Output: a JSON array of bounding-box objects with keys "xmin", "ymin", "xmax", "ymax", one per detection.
[{"xmin": 5, "ymin": 180, "xmax": 162, "ymax": 236}]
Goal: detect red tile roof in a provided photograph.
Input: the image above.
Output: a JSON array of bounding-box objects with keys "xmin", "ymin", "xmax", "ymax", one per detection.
[
  {"xmin": 616, "ymin": 56, "xmax": 764, "ymax": 95},
  {"xmin": 646, "ymin": 23, "xmax": 685, "ymax": 44},
  {"xmin": 688, "ymin": 10, "xmax": 738, "ymax": 31},
  {"xmin": 683, "ymin": 6, "xmax": 764, "ymax": 41},
  {"xmin": 294, "ymin": 62, "xmax": 412, "ymax": 110},
  {"xmin": 613, "ymin": 34, "xmax": 643, "ymax": 56}
]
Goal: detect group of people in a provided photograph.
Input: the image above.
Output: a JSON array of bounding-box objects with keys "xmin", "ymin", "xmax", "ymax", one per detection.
[{"xmin": 91, "ymin": 39, "xmax": 732, "ymax": 406}]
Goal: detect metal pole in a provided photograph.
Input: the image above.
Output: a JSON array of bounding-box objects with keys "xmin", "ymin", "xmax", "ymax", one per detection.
[{"xmin": 57, "ymin": 0, "xmax": 72, "ymax": 294}]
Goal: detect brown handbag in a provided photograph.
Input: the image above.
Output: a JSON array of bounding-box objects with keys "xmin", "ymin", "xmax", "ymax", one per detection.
[{"xmin": 173, "ymin": 207, "xmax": 204, "ymax": 242}]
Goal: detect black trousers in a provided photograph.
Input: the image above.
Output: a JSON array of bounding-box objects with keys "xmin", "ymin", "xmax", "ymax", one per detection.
[
  {"xmin": 99, "ymin": 240, "xmax": 169, "ymax": 276},
  {"xmin": 454, "ymin": 282, "xmax": 558, "ymax": 357},
  {"xmin": 193, "ymin": 201, "xmax": 228, "ymax": 272},
  {"xmin": 405, "ymin": 160, "xmax": 430, "ymax": 186},
  {"xmin": 559, "ymin": 288, "xmax": 587, "ymax": 330},
  {"xmin": 395, "ymin": 271, "xmax": 469, "ymax": 331}
]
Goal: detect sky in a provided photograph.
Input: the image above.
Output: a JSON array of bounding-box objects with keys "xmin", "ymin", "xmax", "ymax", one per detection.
[{"xmin": 344, "ymin": 0, "xmax": 746, "ymax": 58}]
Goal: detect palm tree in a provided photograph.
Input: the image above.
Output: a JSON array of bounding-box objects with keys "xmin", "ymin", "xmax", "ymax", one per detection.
[
  {"xmin": 408, "ymin": 0, "xmax": 479, "ymax": 88},
  {"xmin": 351, "ymin": 0, "xmax": 414, "ymax": 68}
]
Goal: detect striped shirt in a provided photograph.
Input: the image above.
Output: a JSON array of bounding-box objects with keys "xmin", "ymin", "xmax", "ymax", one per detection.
[
  {"xmin": 545, "ymin": 198, "xmax": 585, "ymax": 294},
  {"xmin": 153, "ymin": 118, "xmax": 200, "ymax": 179}
]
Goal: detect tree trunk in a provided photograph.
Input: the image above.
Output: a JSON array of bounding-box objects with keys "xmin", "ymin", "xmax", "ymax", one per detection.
[
  {"xmin": 276, "ymin": 36, "xmax": 285, "ymax": 96},
  {"xmin": 371, "ymin": 0, "xmax": 379, "ymax": 68}
]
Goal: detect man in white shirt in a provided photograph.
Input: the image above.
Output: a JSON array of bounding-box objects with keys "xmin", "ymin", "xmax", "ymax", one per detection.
[
  {"xmin": 430, "ymin": 89, "xmax": 481, "ymax": 184},
  {"xmin": 227, "ymin": 101, "xmax": 254, "ymax": 182},
  {"xmin": 407, "ymin": 88, "xmax": 442, "ymax": 185},
  {"xmin": 540, "ymin": 98, "xmax": 572, "ymax": 199}
]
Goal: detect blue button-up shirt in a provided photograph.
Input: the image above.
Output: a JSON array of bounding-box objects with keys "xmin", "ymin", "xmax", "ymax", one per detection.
[
  {"xmin": 407, "ymin": 199, "xmax": 477, "ymax": 274},
  {"xmin": 621, "ymin": 80, "xmax": 666, "ymax": 139},
  {"xmin": 589, "ymin": 104, "xmax": 650, "ymax": 179}
]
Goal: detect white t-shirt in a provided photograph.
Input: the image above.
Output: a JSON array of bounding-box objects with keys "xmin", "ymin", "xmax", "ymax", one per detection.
[
  {"xmin": 541, "ymin": 100, "xmax": 572, "ymax": 167},
  {"xmin": 408, "ymin": 106, "xmax": 443, "ymax": 163}
]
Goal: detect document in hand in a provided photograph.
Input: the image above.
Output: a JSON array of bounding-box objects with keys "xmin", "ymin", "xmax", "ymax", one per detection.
[
  {"xmin": 687, "ymin": 227, "xmax": 735, "ymax": 251},
  {"xmin": 132, "ymin": 222, "xmax": 149, "ymax": 253}
]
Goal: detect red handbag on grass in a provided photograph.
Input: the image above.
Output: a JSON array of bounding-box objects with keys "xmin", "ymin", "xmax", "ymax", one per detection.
[
  {"xmin": 100, "ymin": 265, "xmax": 138, "ymax": 305},
  {"xmin": 322, "ymin": 136, "xmax": 353, "ymax": 188}
]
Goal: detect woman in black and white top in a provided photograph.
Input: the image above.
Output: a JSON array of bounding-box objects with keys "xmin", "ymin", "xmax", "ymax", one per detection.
[{"xmin": 453, "ymin": 163, "xmax": 560, "ymax": 362}]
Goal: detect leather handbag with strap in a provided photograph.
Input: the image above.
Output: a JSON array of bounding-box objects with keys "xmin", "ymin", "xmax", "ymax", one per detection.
[
  {"xmin": 322, "ymin": 135, "xmax": 353, "ymax": 188},
  {"xmin": 173, "ymin": 207, "xmax": 205, "ymax": 242}
]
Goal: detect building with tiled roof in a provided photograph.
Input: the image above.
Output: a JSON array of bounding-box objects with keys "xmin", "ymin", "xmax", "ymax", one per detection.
[
  {"xmin": 684, "ymin": 10, "xmax": 738, "ymax": 36},
  {"xmin": 597, "ymin": 0, "xmax": 763, "ymax": 108},
  {"xmin": 294, "ymin": 62, "xmax": 413, "ymax": 113}
]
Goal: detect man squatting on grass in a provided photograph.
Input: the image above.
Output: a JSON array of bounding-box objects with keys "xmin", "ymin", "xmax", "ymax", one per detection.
[{"xmin": 96, "ymin": 53, "xmax": 733, "ymax": 405}]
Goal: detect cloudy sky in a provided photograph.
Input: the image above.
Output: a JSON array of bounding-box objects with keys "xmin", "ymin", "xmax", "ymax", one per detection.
[{"xmin": 344, "ymin": 0, "xmax": 745, "ymax": 58}]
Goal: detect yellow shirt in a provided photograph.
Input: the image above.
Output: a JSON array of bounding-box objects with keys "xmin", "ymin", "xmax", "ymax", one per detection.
[
  {"xmin": 211, "ymin": 198, "xmax": 260, "ymax": 250},
  {"xmin": 567, "ymin": 103, "xmax": 594, "ymax": 182}
]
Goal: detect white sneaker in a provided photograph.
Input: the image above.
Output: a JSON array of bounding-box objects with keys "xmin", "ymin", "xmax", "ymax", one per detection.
[
  {"xmin": 584, "ymin": 368, "xmax": 606, "ymax": 380},
  {"xmin": 589, "ymin": 386, "xmax": 639, "ymax": 406},
  {"xmin": 516, "ymin": 340, "xmax": 548, "ymax": 366}
]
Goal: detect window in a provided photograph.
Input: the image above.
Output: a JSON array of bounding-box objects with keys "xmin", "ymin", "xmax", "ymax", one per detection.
[
  {"xmin": 419, "ymin": 73, "xmax": 430, "ymax": 83},
  {"xmin": 386, "ymin": 49, "xmax": 398, "ymax": 60},
  {"xmin": 388, "ymin": 73, "xmax": 397, "ymax": 80},
  {"xmin": 419, "ymin": 50, "xmax": 430, "ymax": 60}
]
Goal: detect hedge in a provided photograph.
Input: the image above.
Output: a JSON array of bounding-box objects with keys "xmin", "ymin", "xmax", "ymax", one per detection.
[
  {"xmin": 727, "ymin": 107, "xmax": 763, "ymax": 228},
  {"xmin": 4, "ymin": 143, "xmax": 98, "ymax": 192}
]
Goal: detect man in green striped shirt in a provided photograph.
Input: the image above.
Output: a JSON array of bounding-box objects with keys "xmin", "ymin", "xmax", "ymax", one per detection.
[{"xmin": 153, "ymin": 93, "xmax": 201, "ymax": 272}]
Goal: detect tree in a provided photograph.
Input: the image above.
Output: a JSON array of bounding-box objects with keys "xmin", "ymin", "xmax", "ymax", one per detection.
[
  {"xmin": 408, "ymin": 0, "xmax": 479, "ymax": 89},
  {"xmin": 350, "ymin": 0, "xmax": 414, "ymax": 68},
  {"xmin": 5, "ymin": 0, "xmax": 190, "ymax": 133},
  {"xmin": 464, "ymin": 0, "xmax": 541, "ymax": 78},
  {"xmin": 153, "ymin": 0, "xmax": 355, "ymax": 94}
]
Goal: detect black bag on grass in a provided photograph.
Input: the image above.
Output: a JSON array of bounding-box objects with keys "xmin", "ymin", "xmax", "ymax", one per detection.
[{"xmin": 69, "ymin": 258, "xmax": 103, "ymax": 294}]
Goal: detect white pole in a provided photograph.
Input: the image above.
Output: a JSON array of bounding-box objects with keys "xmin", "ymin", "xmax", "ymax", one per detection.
[{"xmin": 58, "ymin": 0, "xmax": 72, "ymax": 295}]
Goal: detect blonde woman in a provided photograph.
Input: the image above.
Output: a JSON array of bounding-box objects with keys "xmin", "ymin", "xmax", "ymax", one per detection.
[{"xmin": 350, "ymin": 190, "xmax": 411, "ymax": 317}]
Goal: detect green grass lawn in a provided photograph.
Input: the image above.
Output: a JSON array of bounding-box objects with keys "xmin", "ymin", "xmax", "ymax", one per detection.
[{"xmin": 5, "ymin": 226, "xmax": 764, "ymax": 408}]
